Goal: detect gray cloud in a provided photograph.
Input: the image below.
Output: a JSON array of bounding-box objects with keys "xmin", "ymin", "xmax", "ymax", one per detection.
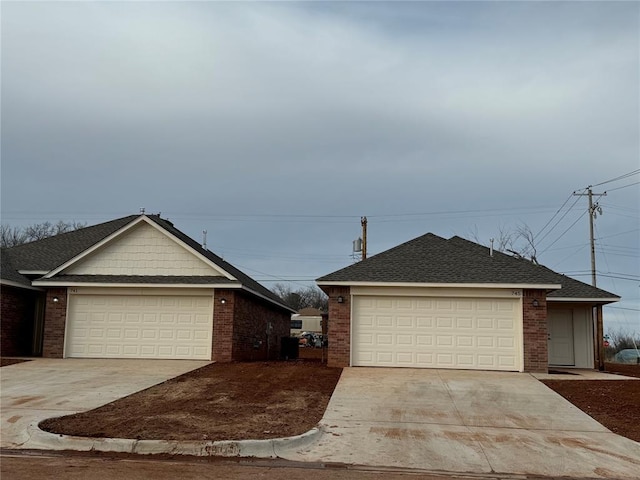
[{"xmin": 1, "ymin": 1, "xmax": 638, "ymax": 331}]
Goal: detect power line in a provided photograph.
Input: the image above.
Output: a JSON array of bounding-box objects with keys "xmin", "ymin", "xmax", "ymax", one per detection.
[
  {"xmin": 606, "ymin": 306, "xmax": 640, "ymax": 312},
  {"xmin": 591, "ymin": 169, "xmax": 640, "ymax": 187},
  {"xmin": 538, "ymin": 209, "xmax": 587, "ymax": 255},
  {"xmin": 534, "ymin": 195, "xmax": 582, "ymax": 248},
  {"xmin": 606, "ymin": 181, "xmax": 640, "ymax": 192},
  {"xmin": 533, "ymin": 194, "xmax": 573, "ymax": 240}
]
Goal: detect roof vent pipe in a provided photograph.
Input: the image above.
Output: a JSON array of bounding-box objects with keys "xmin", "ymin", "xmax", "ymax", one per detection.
[
  {"xmin": 490, "ymin": 238, "xmax": 494, "ymax": 257},
  {"xmin": 202, "ymin": 230, "xmax": 208, "ymax": 250}
]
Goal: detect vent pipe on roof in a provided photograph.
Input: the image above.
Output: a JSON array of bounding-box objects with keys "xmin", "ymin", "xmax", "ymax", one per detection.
[
  {"xmin": 490, "ymin": 238, "xmax": 494, "ymax": 257},
  {"xmin": 202, "ymin": 230, "xmax": 208, "ymax": 250}
]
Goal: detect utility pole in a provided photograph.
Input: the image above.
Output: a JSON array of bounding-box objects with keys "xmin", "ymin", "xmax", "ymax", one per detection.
[
  {"xmin": 573, "ymin": 186, "xmax": 606, "ymax": 372},
  {"xmin": 573, "ymin": 187, "xmax": 605, "ymax": 287},
  {"xmin": 361, "ymin": 216, "xmax": 368, "ymax": 260}
]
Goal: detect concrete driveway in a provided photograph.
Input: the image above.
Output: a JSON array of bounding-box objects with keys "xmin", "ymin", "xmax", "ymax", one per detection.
[
  {"xmin": 1, "ymin": 358, "xmax": 209, "ymax": 449},
  {"xmin": 282, "ymin": 368, "xmax": 640, "ymax": 479}
]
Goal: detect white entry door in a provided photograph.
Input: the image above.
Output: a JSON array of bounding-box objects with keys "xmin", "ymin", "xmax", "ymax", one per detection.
[
  {"xmin": 548, "ymin": 309, "xmax": 575, "ymax": 366},
  {"xmin": 352, "ymin": 295, "xmax": 522, "ymax": 371}
]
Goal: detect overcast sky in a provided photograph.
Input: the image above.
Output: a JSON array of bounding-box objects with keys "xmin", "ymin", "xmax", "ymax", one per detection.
[{"xmin": 1, "ymin": 1, "xmax": 638, "ymax": 334}]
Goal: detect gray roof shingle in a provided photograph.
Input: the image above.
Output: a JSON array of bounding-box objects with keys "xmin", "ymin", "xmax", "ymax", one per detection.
[
  {"xmin": 2, "ymin": 215, "xmax": 294, "ymax": 312},
  {"xmin": 317, "ymin": 232, "xmax": 618, "ymax": 301},
  {"xmin": 2, "ymin": 216, "xmax": 137, "ymax": 272},
  {"xmin": 1, "ymin": 250, "xmax": 33, "ymax": 287}
]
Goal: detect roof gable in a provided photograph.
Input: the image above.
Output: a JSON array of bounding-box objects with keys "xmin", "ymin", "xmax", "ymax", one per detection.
[{"xmin": 57, "ymin": 219, "xmax": 229, "ymax": 278}]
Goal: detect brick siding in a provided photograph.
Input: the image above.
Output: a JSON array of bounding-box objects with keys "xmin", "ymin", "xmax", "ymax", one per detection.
[
  {"xmin": 212, "ymin": 289, "xmax": 290, "ymax": 362},
  {"xmin": 212, "ymin": 289, "xmax": 235, "ymax": 362},
  {"xmin": 231, "ymin": 291, "xmax": 290, "ymax": 361},
  {"xmin": 325, "ymin": 286, "xmax": 351, "ymax": 368},
  {"xmin": 1, "ymin": 286, "xmax": 39, "ymax": 356},
  {"xmin": 522, "ymin": 289, "xmax": 548, "ymax": 373},
  {"xmin": 42, "ymin": 288, "xmax": 68, "ymax": 358}
]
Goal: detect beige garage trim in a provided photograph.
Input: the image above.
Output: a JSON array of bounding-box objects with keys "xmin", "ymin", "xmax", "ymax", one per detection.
[
  {"xmin": 65, "ymin": 288, "xmax": 214, "ymax": 360},
  {"xmin": 351, "ymin": 294, "xmax": 522, "ymax": 371}
]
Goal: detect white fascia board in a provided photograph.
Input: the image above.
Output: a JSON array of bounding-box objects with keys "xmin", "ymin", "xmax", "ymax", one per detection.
[
  {"xmin": 316, "ymin": 281, "xmax": 562, "ymax": 290},
  {"xmin": 31, "ymin": 280, "xmax": 243, "ymax": 289},
  {"xmin": 548, "ymin": 297, "xmax": 620, "ymax": 304},
  {"xmin": 240, "ymin": 285, "xmax": 296, "ymax": 313},
  {"xmin": 17, "ymin": 270, "xmax": 48, "ymax": 276},
  {"xmin": 0, "ymin": 279, "xmax": 44, "ymax": 291}
]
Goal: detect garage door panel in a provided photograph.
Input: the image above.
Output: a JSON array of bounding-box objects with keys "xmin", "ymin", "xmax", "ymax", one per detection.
[
  {"xmin": 67, "ymin": 293, "xmax": 213, "ymax": 360},
  {"xmin": 353, "ymin": 295, "xmax": 521, "ymax": 371},
  {"xmin": 397, "ymin": 316, "xmax": 413, "ymax": 328}
]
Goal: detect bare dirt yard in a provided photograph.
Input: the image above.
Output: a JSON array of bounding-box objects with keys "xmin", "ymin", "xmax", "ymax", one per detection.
[
  {"xmin": 39, "ymin": 361, "xmax": 342, "ymax": 441},
  {"xmin": 0, "ymin": 358, "xmax": 29, "ymax": 367},
  {"xmin": 542, "ymin": 363, "xmax": 640, "ymax": 443},
  {"xmin": 7, "ymin": 358, "xmax": 637, "ymax": 444}
]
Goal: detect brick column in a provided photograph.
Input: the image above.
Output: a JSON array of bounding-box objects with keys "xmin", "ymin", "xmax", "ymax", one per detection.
[
  {"xmin": 42, "ymin": 288, "xmax": 67, "ymax": 358},
  {"xmin": 326, "ymin": 286, "xmax": 351, "ymax": 368},
  {"xmin": 522, "ymin": 289, "xmax": 548, "ymax": 373},
  {"xmin": 212, "ymin": 290, "xmax": 235, "ymax": 362}
]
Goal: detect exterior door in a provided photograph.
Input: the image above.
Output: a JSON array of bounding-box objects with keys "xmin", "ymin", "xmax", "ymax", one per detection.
[{"xmin": 548, "ymin": 309, "xmax": 575, "ymax": 366}]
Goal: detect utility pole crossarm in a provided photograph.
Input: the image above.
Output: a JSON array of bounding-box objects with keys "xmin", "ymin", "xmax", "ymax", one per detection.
[{"xmin": 573, "ymin": 188, "xmax": 606, "ymax": 287}]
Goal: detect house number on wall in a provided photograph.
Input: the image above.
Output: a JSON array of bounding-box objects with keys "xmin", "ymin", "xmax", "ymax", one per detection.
[
  {"xmin": 511, "ymin": 291, "xmax": 522, "ymax": 297},
  {"xmin": 69, "ymin": 288, "xmax": 78, "ymax": 294}
]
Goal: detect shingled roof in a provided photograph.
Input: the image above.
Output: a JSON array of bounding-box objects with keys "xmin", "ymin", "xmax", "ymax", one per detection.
[
  {"xmin": 1, "ymin": 214, "xmax": 293, "ymax": 312},
  {"xmin": 317, "ymin": 233, "xmax": 618, "ymax": 302}
]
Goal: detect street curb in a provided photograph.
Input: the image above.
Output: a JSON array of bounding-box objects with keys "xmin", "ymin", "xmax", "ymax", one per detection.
[{"xmin": 25, "ymin": 422, "xmax": 324, "ymax": 458}]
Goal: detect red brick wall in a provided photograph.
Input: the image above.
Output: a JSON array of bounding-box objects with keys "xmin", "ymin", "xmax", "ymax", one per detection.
[
  {"xmin": 212, "ymin": 289, "xmax": 235, "ymax": 362},
  {"xmin": 42, "ymin": 288, "xmax": 67, "ymax": 358},
  {"xmin": 212, "ymin": 289, "xmax": 291, "ymax": 362},
  {"xmin": 522, "ymin": 289, "xmax": 548, "ymax": 373},
  {"xmin": 231, "ymin": 291, "xmax": 290, "ymax": 361},
  {"xmin": 1, "ymin": 286, "xmax": 38, "ymax": 356},
  {"xmin": 325, "ymin": 286, "xmax": 351, "ymax": 368}
]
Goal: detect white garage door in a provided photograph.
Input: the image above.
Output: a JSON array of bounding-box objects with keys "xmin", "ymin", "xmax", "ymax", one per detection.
[
  {"xmin": 66, "ymin": 294, "xmax": 213, "ymax": 360},
  {"xmin": 352, "ymin": 296, "xmax": 521, "ymax": 371}
]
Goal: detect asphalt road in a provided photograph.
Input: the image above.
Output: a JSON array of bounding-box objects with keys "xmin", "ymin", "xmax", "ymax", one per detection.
[{"xmin": 0, "ymin": 450, "xmax": 563, "ymax": 480}]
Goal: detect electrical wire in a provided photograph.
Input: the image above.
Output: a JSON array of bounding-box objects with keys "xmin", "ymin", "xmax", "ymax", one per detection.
[
  {"xmin": 606, "ymin": 181, "xmax": 640, "ymax": 192},
  {"xmin": 591, "ymin": 169, "xmax": 640, "ymax": 187}
]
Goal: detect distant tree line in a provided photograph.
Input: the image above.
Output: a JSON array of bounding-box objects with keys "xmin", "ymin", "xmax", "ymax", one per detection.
[
  {"xmin": 1, "ymin": 221, "xmax": 87, "ymax": 248},
  {"xmin": 271, "ymin": 283, "xmax": 328, "ymax": 312}
]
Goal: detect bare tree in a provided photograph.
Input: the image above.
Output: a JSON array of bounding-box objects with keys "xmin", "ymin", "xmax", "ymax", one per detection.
[
  {"xmin": 272, "ymin": 283, "xmax": 328, "ymax": 312},
  {"xmin": 1, "ymin": 221, "xmax": 87, "ymax": 248},
  {"xmin": 468, "ymin": 222, "xmax": 539, "ymax": 263},
  {"xmin": 0, "ymin": 225, "xmax": 28, "ymax": 248}
]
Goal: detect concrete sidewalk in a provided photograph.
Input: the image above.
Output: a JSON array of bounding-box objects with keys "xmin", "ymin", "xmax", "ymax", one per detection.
[
  {"xmin": 281, "ymin": 368, "xmax": 640, "ymax": 479},
  {"xmin": 1, "ymin": 358, "xmax": 209, "ymax": 449}
]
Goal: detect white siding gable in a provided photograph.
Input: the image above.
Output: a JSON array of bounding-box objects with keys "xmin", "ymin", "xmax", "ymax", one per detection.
[{"xmin": 64, "ymin": 222, "xmax": 226, "ymax": 276}]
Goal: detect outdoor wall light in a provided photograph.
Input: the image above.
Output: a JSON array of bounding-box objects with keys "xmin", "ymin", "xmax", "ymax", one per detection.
[
  {"xmin": 532, "ymin": 299, "xmax": 540, "ymax": 308},
  {"xmin": 220, "ymin": 298, "xmax": 227, "ymax": 304},
  {"xmin": 337, "ymin": 296, "xmax": 344, "ymax": 304},
  {"xmin": 52, "ymin": 296, "xmax": 60, "ymax": 303}
]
